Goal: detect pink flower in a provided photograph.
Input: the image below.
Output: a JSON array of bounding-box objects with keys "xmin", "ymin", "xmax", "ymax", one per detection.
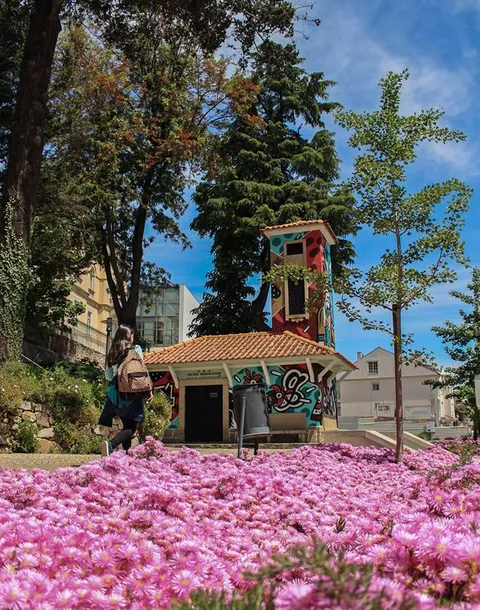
[
  {"xmin": 171, "ymin": 569, "xmax": 201, "ymax": 598},
  {"xmin": 275, "ymin": 581, "xmax": 316, "ymax": 610}
]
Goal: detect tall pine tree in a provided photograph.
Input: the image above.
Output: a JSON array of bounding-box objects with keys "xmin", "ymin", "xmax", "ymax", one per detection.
[{"xmin": 191, "ymin": 41, "xmax": 356, "ymax": 336}]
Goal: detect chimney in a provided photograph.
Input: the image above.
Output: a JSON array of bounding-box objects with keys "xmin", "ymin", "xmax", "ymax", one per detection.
[{"xmin": 357, "ymin": 352, "xmax": 363, "ymax": 361}]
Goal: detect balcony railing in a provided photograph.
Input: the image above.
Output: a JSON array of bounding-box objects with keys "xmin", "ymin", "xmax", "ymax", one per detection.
[{"xmin": 68, "ymin": 321, "xmax": 108, "ymax": 355}]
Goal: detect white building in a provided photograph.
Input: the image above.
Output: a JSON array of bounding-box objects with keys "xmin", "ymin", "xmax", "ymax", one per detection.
[
  {"xmin": 137, "ymin": 285, "xmax": 199, "ymax": 347},
  {"xmin": 337, "ymin": 347, "xmax": 456, "ymax": 425}
]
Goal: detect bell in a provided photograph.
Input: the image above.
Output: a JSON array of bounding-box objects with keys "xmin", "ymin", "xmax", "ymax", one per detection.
[{"xmin": 233, "ymin": 384, "xmax": 271, "ymax": 438}]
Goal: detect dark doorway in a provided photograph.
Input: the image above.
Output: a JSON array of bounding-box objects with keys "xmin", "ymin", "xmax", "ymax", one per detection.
[{"xmin": 185, "ymin": 385, "xmax": 223, "ymax": 442}]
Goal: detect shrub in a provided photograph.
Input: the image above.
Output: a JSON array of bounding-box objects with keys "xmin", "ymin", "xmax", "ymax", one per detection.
[
  {"xmin": 53, "ymin": 421, "xmax": 102, "ymax": 454},
  {"xmin": 140, "ymin": 390, "xmax": 172, "ymax": 440},
  {"xmin": 12, "ymin": 419, "xmax": 38, "ymax": 453},
  {"xmin": 34, "ymin": 368, "xmax": 101, "ymax": 453},
  {"xmin": 0, "ymin": 361, "xmax": 40, "ymax": 416},
  {"xmin": 52, "ymin": 358, "xmax": 104, "ymax": 383}
]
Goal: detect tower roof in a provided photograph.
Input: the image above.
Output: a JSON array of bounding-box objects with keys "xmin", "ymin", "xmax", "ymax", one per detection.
[{"xmin": 261, "ymin": 219, "xmax": 337, "ymax": 244}]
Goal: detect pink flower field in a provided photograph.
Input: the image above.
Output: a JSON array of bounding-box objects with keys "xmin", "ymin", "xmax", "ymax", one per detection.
[{"xmin": 1, "ymin": 439, "xmax": 480, "ymax": 609}]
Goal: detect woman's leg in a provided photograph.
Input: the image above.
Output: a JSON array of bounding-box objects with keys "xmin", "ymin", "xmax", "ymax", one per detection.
[
  {"xmin": 113, "ymin": 418, "xmax": 138, "ymax": 451},
  {"xmin": 105, "ymin": 418, "xmax": 138, "ymax": 453}
]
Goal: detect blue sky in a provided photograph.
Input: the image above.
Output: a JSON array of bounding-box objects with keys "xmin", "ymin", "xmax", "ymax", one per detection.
[{"xmin": 146, "ymin": 0, "xmax": 480, "ymax": 365}]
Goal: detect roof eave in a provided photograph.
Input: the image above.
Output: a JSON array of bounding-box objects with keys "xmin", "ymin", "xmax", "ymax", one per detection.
[{"xmin": 146, "ymin": 352, "xmax": 355, "ymax": 373}]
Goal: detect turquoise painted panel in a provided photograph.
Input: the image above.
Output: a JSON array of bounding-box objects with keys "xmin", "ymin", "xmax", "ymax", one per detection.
[
  {"xmin": 233, "ymin": 364, "xmax": 322, "ymax": 427},
  {"xmin": 269, "ymin": 231, "xmax": 309, "ymax": 256}
]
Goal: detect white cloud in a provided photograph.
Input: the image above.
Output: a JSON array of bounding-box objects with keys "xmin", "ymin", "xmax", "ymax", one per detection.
[
  {"xmin": 454, "ymin": 0, "xmax": 480, "ymax": 12},
  {"xmin": 301, "ymin": 1, "xmax": 475, "ymax": 168}
]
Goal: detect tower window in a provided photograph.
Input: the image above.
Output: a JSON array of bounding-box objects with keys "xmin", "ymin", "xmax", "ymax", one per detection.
[
  {"xmin": 287, "ymin": 279, "xmax": 306, "ymax": 315},
  {"xmin": 286, "ymin": 242, "xmax": 304, "ymax": 256}
]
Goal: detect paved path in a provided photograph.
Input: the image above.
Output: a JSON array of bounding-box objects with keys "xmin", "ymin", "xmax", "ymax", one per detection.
[{"xmin": 0, "ymin": 447, "xmax": 287, "ymax": 471}]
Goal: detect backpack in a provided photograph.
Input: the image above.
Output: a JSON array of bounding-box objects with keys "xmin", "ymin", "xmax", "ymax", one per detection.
[{"xmin": 117, "ymin": 347, "xmax": 153, "ymax": 399}]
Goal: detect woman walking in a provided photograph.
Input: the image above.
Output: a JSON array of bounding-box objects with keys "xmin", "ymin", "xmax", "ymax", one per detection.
[{"xmin": 99, "ymin": 325, "xmax": 152, "ymax": 456}]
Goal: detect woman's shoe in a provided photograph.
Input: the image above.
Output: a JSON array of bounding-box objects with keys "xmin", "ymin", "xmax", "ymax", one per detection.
[{"xmin": 101, "ymin": 440, "xmax": 112, "ymax": 457}]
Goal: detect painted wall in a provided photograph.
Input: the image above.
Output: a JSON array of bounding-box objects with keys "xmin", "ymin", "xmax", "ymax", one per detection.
[
  {"xmin": 231, "ymin": 363, "xmax": 336, "ymax": 428},
  {"xmin": 268, "ymin": 229, "xmax": 335, "ymax": 348},
  {"xmin": 150, "ymin": 371, "xmax": 180, "ymax": 429}
]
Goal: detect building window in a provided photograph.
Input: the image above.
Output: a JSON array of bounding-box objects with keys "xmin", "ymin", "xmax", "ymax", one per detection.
[
  {"xmin": 372, "ymin": 382, "xmax": 380, "ymax": 391},
  {"xmin": 154, "ymin": 321, "xmax": 164, "ymax": 345},
  {"xmin": 286, "ymin": 242, "xmax": 304, "ymax": 256},
  {"xmin": 89, "ymin": 269, "xmax": 95, "ymax": 292},
  {"xmin": 86, "ymin": 310, "xmax": 92, "ymax": 335},
  {"xmin": 287, "ymin": 278, "xmax": 306, "ymax": 316},
  {"xmin": 368, "ymin": 361, "xmax": 379, "ymax": 375}
]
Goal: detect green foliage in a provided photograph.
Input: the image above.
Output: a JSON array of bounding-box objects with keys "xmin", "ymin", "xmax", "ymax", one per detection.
[
  {"xmin": 442, "ymin": 439, "xmax": 480, "ymax": 465},
  {"xmin": 191, "ymin": 41, "xmax": 357, "ymax": 335},
  {"xmin": 0, "ymin": 361, "xmax": 39, "ymax": 415},
  {"xmin": 0, "ymin": 198, "xmax": 29, "ymax": 360},
  {"xmin": 53, "ymin": 421, "xmax": 102, "ymax": 454},
  {"xmin": 35, "ymin": 368, "xmax": 100, "ymax": 421},
  {"xmin": 25, "ymin": 204, "xmax": 96, "ymax": 334},
  {"xmin": 429, "ymin": 267, "xmax": 480, "ymax": 437},
  {"xmin": 0, "ymin": 0, "xmax": 32, "ymax": 197},
  {"xmin": 335, "ymin": 70, "xmax": 471, "ymax": 345},
  {"xmin": 12, "ymin": 419, "xmax": 38, "ymax": 453},
  {"xmin": 334, "ymin": 70, "xmax": 471, "ymax": 460},
  {"xmin": 52, "ymin": 358, "xmax": 104, "ymax": 384},
  {"xmin": 46, "ymin": 25, "xmax": 259, "ymax": 330},
  {"xmin": 140, "ymin": 391, "xmax": 172, "ymax": 440},
  {"xmin": 418, "ymin": 431, "xmax": 433, "ymax": 442},
  {"xmin": 0, "ymin": 361, "xmax": 105, "ymax": 453},
  {"xmin": 265, "ymin": 264, "xmax": 329, "ymax": 313},
  {"xmin": 171, "ymin": 542, "xmax": 415, "ymax": 610}
]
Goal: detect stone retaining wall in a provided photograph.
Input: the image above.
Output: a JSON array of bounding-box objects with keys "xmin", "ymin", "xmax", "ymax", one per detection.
[{"xmin": 2, "ymin": 401, "xmax": 123, "ymax": 453}]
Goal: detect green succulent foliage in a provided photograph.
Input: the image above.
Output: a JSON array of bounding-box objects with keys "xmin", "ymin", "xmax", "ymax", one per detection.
[
  {"xmin": 191, "ymin": 40, "xmax": 357, "ymax": 336},
  {"xmin": 171, "ymin": 542, "xmax": 415, "ymax": 610}
]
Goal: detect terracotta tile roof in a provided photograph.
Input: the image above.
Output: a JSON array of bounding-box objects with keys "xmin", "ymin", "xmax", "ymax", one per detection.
[
  {"xmin": 261, "ymin": 219, "xmax": 337, "ymax": 244},
  {"xmin": 144, "ymin": 331, "xmax": 355, "ymax": 369}
]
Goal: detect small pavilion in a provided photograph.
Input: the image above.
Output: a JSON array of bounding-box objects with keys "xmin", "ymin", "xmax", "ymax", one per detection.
[{"xmin": 144, "ymin": 220, "xmax": 356, "ymax": 442}]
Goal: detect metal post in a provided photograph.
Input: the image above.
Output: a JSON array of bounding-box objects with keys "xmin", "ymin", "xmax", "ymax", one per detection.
[
  {"xmin": 105, "ymin": 317, "xmax": 113, "ymax": 368},
  {"xmin": 237, "ymin": 396, "xmax": 246, "ymax": 459}
]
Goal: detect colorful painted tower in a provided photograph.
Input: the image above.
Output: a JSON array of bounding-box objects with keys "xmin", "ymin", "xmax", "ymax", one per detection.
[{"xmin": 262, "ymin": 220, "xmax": 336, "ymax": 348}]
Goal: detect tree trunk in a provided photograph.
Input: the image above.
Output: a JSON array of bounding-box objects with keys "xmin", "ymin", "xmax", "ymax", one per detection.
[
  {"xmin": 0, "ymin": 0, "xmax": 62, "ymax": 361},
  {"xmin": 392, "ymin": 304, "xmax": 403, "ymax": 462},
  {"xmin": 251, "ymin": 282, "xmax": 271, "ymax": 331},
  {"xmin": 473, "ymin": 402, "xmax": 479, "ymax": 441},
  {"xmin": 101, "ymin": 177, "xmax": 151, "ymax": 333}
]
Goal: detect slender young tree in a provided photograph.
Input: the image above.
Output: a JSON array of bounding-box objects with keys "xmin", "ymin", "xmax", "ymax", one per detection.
[
  {"xmin": 191, "ymin": 41, "xmax": 356, "ymax": 336},
  {"xmin": 335, "ymin": 70, "xmax": 471, "ymax": 462},
  {"xmin": 429, "ymin": 268, "xmax": 480, "ymax": 439}
]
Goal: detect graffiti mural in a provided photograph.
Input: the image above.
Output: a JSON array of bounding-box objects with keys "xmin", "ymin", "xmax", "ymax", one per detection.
[
  {"xmin": 232, "ymin": 364, "xmax": 337, "ymax": 427},
  {"xmin": 267, "ymin": 226, "xmax": 335, "ymax": 348},
  {"xmin": 150, "ymin": 371, "xmax": 179, "ymax": 429},
  {"xmin": 318, "ymin": 244, "xmax": 335, "ymax": 348}
]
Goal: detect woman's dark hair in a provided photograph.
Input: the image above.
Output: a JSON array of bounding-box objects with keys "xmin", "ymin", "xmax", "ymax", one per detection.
[{"xmin": 107, "ymin": 325, "xmax": 134, "ymax": 367}]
